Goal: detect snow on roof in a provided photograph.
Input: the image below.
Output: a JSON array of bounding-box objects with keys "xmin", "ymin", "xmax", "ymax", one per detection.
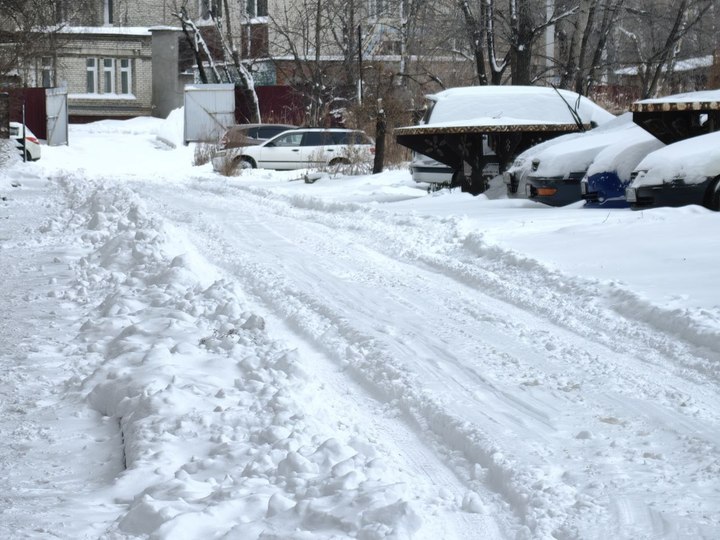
[
  {"xmin": 57, "ymin": 26, "xmax": 153, "ymax": 36},
  {"xmin": 530, "ymin": 113, "xmax": 638, "ymax": 176},
  {"xmin": 616, "ymin": 55, "xmax": 714, "ymax": 76},
  {"xmin": 633, "ymin": 130, "xmax": 720, "ymax": 187},
  {"xmin": 431, "ymin": 86, "xmax": 613, "ymax": 126},
  {"xmin": 585, "ymin": 129, "xmax": 664, "ymax": 180},
  {"xmin": 631, "ymin": 89, "xmax": 720, "ymax": 112},
  {"xmin": 396, "ymin": 85, "xmax": 614, "ymax": 135}
]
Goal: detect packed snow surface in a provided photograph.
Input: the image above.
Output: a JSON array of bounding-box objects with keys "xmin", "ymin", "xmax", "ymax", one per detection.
[{"xmin": 1, "ymin": 113, "xmax": 719, "ymax": 540}]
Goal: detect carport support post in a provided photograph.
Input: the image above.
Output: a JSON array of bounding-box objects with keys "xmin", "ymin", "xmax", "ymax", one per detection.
[
  {"xmin": 21, "ymin": 103, "xmax": 26, "ymax": 163},
  {"xmin": 447, "ymin": 133, "xmax": 488, "ymax": 195},
  {"xmin": 373, "ymin": 98, "xmax": 386, "ymax": 174}
]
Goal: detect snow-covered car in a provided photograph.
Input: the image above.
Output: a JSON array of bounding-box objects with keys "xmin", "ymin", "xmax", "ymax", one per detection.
[
  {"xmin": 9, "ymin": 121, "xmax": 41, "ymax": 161},
  {"xmin": 229, "ymin": 128, "xmax": 374, "ymax": 171},
  {"xmin": 625, "ymin": 130, "xmax": 720, "ymax": 211},
  {"xmin": 210, "ymin": 123, "xmax": 297, "ymax": 172},
  {"xmin": 524, "ymin": 114, "xmax": 638, "ymax": 206},
  {"xmin": 581, "ymin": 130, "xmax": 664, "ymax": 208},
  {"xmin": 502, "ymin": 131, "xmax": 586, "ymax": 199},
  {"xmin": 396, "ymin": 85, "xmax": 614, "ymax": 195},
  {"xmin": 583, "ymin": 89, "xmax": 720, "ymax": 208}
]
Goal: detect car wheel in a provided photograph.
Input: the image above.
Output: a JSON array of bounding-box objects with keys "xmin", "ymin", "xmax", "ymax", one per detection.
[
  {"xmin": 236, "ymin": 157, "xmax": 256, "ymax": 170},
  {"xmin": 707, "ymin": 177, "xmax": 720, "ymax": 211}
]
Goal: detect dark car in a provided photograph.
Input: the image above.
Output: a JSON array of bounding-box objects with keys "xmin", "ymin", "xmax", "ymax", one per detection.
[
  {"xmin": 211, "ymin": 123, "xmax": 296, "ymax": 171},
  {"xmin": 626, "ymin": 130, "xmax": 720, "ymax": 211},
  {"xmin": 581, "ymin": 132, "xmax": 664, "ymax": 208}
]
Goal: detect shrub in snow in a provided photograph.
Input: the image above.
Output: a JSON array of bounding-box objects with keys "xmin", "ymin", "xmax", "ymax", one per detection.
[{"xmin": 192, "ymin": 142, "xmax": 214, "ymax": 166}]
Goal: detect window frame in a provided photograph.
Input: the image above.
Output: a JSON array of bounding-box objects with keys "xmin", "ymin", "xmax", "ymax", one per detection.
[
  {"xmin": 103, "ymin": 58, "xmax": 115, "ymax": 94},
  {"xmin": 246, "ymin": 0, "xmax": 268, "ymax": 18},
  {"xmin": 40, "ymin": 56, "xmax": 54, "ymax": 87},
  {"xmin": 200, "ymin": 0, "xmax": 222, "ymax": 18},
  {"xmin": 86, "ymin": 58, "xmax": 98, "ymax": 94},
  {"xmin": 104, "ymin": 0, "xmax": 114, "ymax": 25},
  {"xmin": 119, "ymin": 58, "xmax": 132, "ymax": 95}
]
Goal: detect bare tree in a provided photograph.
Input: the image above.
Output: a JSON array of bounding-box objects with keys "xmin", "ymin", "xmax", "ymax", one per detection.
[
  {"xmin": 552, "ymin": 0, "xmax": 627, "ymax": 95},
  {"xmin": 456, "ymin": 0, "xmax": 577, "ymax": 87},
  {"xmin": 615, "ymin": 0, "xmax": 714, "ymax": 97},
  {"xmin": 268, "ymin": 0, "xmax": 350, "ymax": 125},
  {"xmin": 0, "ymin": 0, "xmax": 95, "ymax": 85},
  {"xmin": 172, "ymin": 2, "xmax": 260, "ymax": 122}
]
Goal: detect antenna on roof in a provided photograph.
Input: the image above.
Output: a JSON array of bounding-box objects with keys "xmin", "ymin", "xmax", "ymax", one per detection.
[{"xmin": 551, "ymin": 84, "xmax": 586, "ymax": 132}]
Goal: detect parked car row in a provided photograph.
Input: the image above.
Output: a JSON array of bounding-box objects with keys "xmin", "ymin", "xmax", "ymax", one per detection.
[
  {"xmin": 210, "ymin": 88, "xmax": 720, "ymax": 212},
  {"xmin": 504, "ymin": 89, "xmax": 720, "ymax": 211},
  {"xmin": 210, "ymin": 125, "xmax": 374, "ymax": 173}
]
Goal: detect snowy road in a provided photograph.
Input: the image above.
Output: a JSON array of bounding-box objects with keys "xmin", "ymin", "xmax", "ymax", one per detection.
[
  {"xmin": 137, "ymin": 172, "xmax": 720, "ymax": 538},
  {"xmin": 2, "ymin": 117, "xmax": 719, "ymax": 539}
]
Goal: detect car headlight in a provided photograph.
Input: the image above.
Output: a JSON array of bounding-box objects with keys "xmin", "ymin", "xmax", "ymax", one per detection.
[{"xmin": 625, "ymin": 188, "xmax": 637, "ymax": 202}]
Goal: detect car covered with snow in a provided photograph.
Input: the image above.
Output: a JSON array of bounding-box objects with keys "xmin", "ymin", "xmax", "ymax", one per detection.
[
  {"xmin": 9, "ymin": 121, "xmax": 41, "ymax": 161},
  {"xmin": 227, "ymin": 128, "xmax": 374, "ymax": 171},
  {"xmin": 502, "ymin": 131, "xmax": 587, "ymax": 200},
  {"xmin": 625, "ymin": 130, "xmax": 720, "ymax": 211},
  {"xmin": 623, "ymin": 89, "xmax": 720, "ymax": 211},
  {"xmin": 524, "ymin": 114, "xmax": 637, "ymax": 206},
  {"xmin": 396, "ymin": 85, "xmax": 614, "ymax": 195},
  {"xmin": 578, "ymin": 90, "xmax": 720, "ymax": 208},
  {"xmin": 581, "ymin": 129, "xmax": 664, "ymax": 208}
]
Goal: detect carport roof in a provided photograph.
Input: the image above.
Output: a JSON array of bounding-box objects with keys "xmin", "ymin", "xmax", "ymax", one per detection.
[
  {"xmin": 631, "ymin": 89, "xmax": 720, "ymax": 113},
  {"xmin": 394, "ymin": 122, "xmax": 588, "ymax": 136}
]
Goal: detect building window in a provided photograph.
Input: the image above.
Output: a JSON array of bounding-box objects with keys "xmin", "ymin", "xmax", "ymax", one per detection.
[
  {"xmin": 84, "ymin": 57, "xmax": 134, "ymax": 95},
  {"xmin": 104, "ymin": 0, "xmax": 114, "ymax": 25},
  {"xmin": 41, "ymin": 57, "xmax": 54, "ymax": 87},
  {"xmin": 103, "ymin": 58, "xmax": 115, "ymax": 93},
  {"xmin": 246, "ymin": 0, "xmax": 268, "ymax": 17},
  {"xmin": 120, "ymin": 59, "xmax": 132, "ymax": 94},
  {"xmin": 86, "ymin": 58, "xmax": 98, "ymax": 93},
  {"xmin": 200, "ymin": 0, "xmax": 222, "ymax": 18},
  {"xmin": 55, "ymin": 0, "xmax": 66, "ymax": 23}
]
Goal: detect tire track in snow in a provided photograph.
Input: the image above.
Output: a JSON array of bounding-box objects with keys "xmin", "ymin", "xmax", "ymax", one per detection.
[{"xmin": 138, "ymin": 178, "xmax": 720, "ymax": 538}]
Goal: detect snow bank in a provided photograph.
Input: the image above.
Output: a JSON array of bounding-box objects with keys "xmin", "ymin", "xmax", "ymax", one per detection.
[
  {"xmin": 156, "ymin": 107, "xmax": 185, "ymax": 149},
  {"xmin": 50, "ymin": 173, "xmax": 421, "ymax": 539}
]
